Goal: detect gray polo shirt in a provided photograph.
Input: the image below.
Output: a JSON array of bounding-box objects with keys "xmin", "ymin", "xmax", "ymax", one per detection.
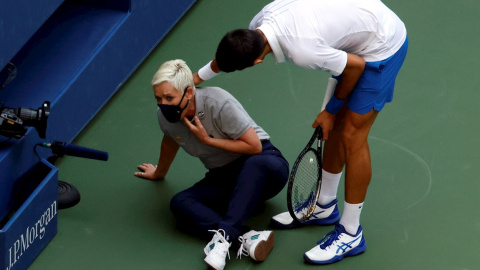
[{"xmin": 157, "ymin": 86, "xmax": 269, "ymax": 169}]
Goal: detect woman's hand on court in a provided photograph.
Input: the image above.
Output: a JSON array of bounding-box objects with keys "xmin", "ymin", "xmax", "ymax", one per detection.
[
  {"xmin": 135, "ymin": 163, "xmax": 161, "ymax": 180},
  {"xmin": 312, "ymin": 110, "xmax": 335, "ymax": 141}
]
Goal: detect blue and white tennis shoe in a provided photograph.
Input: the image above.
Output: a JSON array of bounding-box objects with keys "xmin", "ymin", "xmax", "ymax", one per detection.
[
  {"xmin": 304, "ymin": 223, "xmax": 366, "ymax": 264},
  {"xmin": 271, "ymin": 199, "xmax": 340, "ymax": 229}
]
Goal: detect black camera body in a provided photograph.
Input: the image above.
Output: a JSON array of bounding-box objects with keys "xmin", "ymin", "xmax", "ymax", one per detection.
[
  {"xmin": 0, "ymin": 62, "xmax": 51, "ymax": 139},
  {"xmin": 0, "ymin": 101, "xmax": 50, "ymax": 138}
]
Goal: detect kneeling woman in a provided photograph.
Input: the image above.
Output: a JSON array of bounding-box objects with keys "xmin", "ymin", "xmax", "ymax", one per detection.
[{"xmin": 135, "ymin": 59, "xmax": 289, "ymax": 270}]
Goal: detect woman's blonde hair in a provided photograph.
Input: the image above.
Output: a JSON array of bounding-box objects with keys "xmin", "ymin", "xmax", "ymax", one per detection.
[{"xmin": 151, "ymin": 59, "xmax": 195, "ymax": 94}]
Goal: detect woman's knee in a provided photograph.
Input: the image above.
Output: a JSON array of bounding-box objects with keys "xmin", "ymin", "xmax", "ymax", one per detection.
[
  {"xmin": 170, "ymin": 191, "xmax": 189, "ymax": 215},
  {"xmin": 244, "ymin": 155, "xmax": 271, "ymax": 169},
  {"xmin": 246, "ymin": 154, "xmax": 288, "ymax": 172}
]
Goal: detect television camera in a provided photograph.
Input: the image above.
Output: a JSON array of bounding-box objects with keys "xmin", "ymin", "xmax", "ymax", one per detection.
[
  {"xmin": 0, "ymin": 62, "xmax": 50, "ymax": 139},
  {"xmin": 0, "ymin": 101, "xmax": 50, "ymax": 139}
]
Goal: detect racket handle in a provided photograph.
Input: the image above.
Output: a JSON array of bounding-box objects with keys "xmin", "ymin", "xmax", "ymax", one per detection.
[{"xmin": 321, "ymin": 77, "xmax": 338, "ymax": 111}]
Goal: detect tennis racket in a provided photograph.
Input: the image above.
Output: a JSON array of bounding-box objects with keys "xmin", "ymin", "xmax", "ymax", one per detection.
[{"xmin": 287, "ymin": 77, "xmax": 337, "ymax": 222}]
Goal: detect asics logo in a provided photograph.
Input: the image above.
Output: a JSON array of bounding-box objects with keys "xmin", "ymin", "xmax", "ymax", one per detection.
[
  {"xmin": 309, "ymin": 210, "xmax": 325, "ymax": 219},
  {"xmin": 336, "ymin": 236, "xmax": 361, "ymax": 254}
]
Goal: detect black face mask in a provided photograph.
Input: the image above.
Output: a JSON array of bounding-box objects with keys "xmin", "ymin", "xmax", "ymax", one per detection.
[{"xmin": 158, "ymin": 88, "xmax": 190, "ymax": 123}]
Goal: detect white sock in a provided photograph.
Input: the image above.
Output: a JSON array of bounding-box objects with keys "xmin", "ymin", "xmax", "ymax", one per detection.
[
  {"xmin": 339, "ymin": 201, "xmax": 364, "ymax": 235},
  {"xmin": 317, "ymin": 169, "xmax": 342, "ymax": 205}
]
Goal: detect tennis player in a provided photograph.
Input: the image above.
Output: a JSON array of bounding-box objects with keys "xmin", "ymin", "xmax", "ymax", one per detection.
[
  {"xmin": 193, "ymin": 0, "xmax": 408, "ymax": 264},
  {"xmin": 135, "ymin": 59, "xmax": 289, "ymax": 270}
]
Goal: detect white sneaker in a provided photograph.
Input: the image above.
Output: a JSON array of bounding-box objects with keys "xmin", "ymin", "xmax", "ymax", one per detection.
[
  {"xmin": 237, "ymin": 230, "xmax": 274, "ymax": 261},
  {"xmin": 304, "ymin": 224, "xmax": 366, "ymax": 264},
  {"xmin": 271, "ymin": 199, "xmax": 340, "ymax": 229},
  {"xmin": 204, "ymin": 229, "xmax": 231, "ymax": 270}
]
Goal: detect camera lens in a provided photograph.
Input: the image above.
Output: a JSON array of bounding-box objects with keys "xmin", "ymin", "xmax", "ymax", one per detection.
[
  {"xmin": 18, "ymin": 108, "xmax": 39, "ymax": 121},
  {"xmin": 0, "ymin": 101, "xmax": 50, "ymax": 139},
  {"xmin": 17, "ymin": 101, "xmax": 50, "ymax": 138}
]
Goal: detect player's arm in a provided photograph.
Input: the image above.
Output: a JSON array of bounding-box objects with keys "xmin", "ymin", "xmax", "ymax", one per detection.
[
  {"xmin": 333, "ymin": 53, "xmax": 365, "ymax": 100},
  {"xmin": 135, "ymin": 135, "xmax": 179, "ymax": 180},
  {"xmin": 183, "ymin": 116, "xmax": 262, "ymax": 155},
  {"xmin": 312, "ymin": 53, "xmax": 365, "ymax": 140},
  {"xmin": 193, "ymin": 59, "xmax": 221, "ymax": 85}
]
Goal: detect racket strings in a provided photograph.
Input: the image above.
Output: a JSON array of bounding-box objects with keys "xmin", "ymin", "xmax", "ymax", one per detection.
[{"xmin": 291, "ymin": 150, "xmax": 321, "ymax": 219}]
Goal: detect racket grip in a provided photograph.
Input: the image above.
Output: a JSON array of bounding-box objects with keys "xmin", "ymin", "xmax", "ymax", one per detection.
[{"xmin": 321, "ymin": 77, "xmax": 338, "ymax": 111}]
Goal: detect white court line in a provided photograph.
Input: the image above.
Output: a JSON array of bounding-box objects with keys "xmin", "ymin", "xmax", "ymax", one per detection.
[{"xmin": 369, "ymin": 136, "xmax": 433, "ymax": 210}]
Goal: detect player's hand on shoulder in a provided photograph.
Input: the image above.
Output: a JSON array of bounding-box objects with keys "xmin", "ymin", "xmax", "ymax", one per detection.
[{"xmin": 193, "ymin": 72, "xmax": 204, "ymax": 86}]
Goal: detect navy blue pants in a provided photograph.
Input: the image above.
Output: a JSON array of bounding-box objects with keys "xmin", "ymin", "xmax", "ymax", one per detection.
[{"xmin": 170, "ymin": 140, "xmax": 289, "ymax": 241}]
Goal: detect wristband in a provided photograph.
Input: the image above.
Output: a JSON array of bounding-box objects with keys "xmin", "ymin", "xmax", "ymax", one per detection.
[
  {"xmin": 198, "ymin": 61, "xmax": 218, "ymax": 81},
  {"xmin": 325, "ymin": 95, "xmax": 346, "ymax": 114}
]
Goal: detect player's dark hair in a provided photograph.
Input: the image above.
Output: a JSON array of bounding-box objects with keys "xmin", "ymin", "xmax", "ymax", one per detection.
[{"xmin": 215, "ymin": 29, "xmax": 266, "ymax": 73}]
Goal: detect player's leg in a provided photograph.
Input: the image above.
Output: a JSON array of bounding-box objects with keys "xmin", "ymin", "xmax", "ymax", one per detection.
[
  {"xmin": 305, "ymin": 36, "xmax": 408, "ymax": 265},
  {"xmin": 318, "ymin": 105, "xmax": 347, "ymax": 205},
  {"xmin": 338, "ymin": 36, "xmax": 407, "ymax": 233},
  {"xmin": 342, "ymin": 108, "xmax": 378, "ymax": 205},
  {"xmin": 271, "ymin": 111, "xmax": 347, "ymax": 229},
  {"xmin": 337, "ymin": 108, "xmax": 378, "ymax": 239},
  {"xmin": 306, "ymin": 103, "xmax": 385, "ymax": 265},
  {"xmin": 303, "ymin": 107, "xmax": 376, "ymax": 266}
]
